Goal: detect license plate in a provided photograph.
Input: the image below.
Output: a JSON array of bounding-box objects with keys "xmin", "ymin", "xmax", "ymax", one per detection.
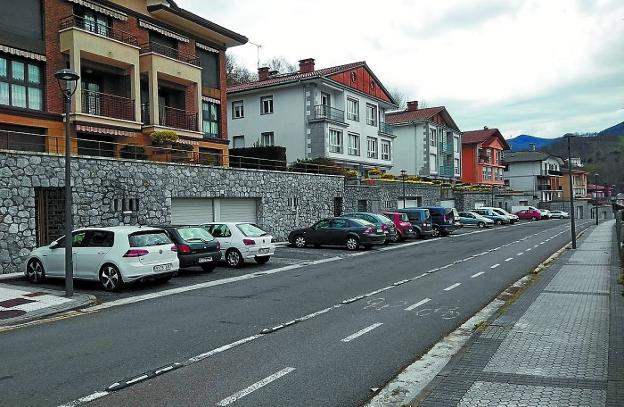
[
  {"xmin": 153, "ymin": 263, "xmax": 172, "ymax": 272},
  {"xmin": 258, "ymin": 248, "xmax": 270, "ymax": 254},
  {"xmin": 198, "ymin": 257, "xmax": 212, "ymax": 263},
  {"xmin": 377, "ymin": 228, "xmax": 383, "ymax": 233}
]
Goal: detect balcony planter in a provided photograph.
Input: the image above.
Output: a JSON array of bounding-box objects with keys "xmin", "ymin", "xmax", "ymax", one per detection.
[
  {"xmin": 151, "ymin": 130, "xmax": 179, "ymax": 152},
  {"xmin": 368, "ymin": 168, "xmax": 384, "ymax": 179},
  {"xmin": 120, "ymin": 144, "xmax": 147, "ymax": 160}
]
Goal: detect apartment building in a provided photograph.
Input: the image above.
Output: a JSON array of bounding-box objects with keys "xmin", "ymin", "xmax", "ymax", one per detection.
[
  {"xmin": 560, "ymin": 166, "xmax": 588, "ymax": 200},
  {"xmin": 0, "ymin": 0, "xmax": 246, "ymax": 164},
  {"xmin": 503, "ymin": 151, "xmax": 564, "ymax": 202},
  {"xmin": 460, "ymin": 127, "xmax": 509, "ymax": 185}
]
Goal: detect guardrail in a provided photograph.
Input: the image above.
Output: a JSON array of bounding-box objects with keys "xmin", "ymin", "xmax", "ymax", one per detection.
[
  {"xmin": 82, "ymin": 89, "xmax": 135, "ymax": 121},
  {"xmin": 313, "ymin": 105, "xmax": 345, "ymax": 123},
  {"xmin": 616, "ymin": 209, "xmax": 623, "ymax": 261},
  {"xmin": 140, "ymin": 41, "xmax": 200, "ymax": 66},
  {"xmin": 59, "ymin": 15, "xmax": 139, "ymax": 47}
]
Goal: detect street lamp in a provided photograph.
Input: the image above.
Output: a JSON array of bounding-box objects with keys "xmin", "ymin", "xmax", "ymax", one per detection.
[
  {"xmin": 54, "ymin": 68, "xmax": 80, "ymax": 297},
  {"xmin": 594, "ymin": 173, "xmax": 600, "ymax": 225},
  {"xmin": 564, "ymin": 135, "xmax": 576, "ymax": 249},
  {"xmin": 400, "ymin": 169, "xmax": 407, "ymax": 209}
]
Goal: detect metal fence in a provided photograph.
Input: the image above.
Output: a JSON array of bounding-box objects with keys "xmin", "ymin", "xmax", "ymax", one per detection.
[{"xmin": 616, "ymin": 209, "xmax": 623, "ymax": 261}]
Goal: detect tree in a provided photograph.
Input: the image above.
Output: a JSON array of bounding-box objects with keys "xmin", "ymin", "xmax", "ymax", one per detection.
[
  {"xmin": 225, "ymin": 53, "xmax": 257, "ymax": 86},
  {"xmin": 265, "ymin": 56, "xmax": 297, "ymax": 73},
  {"xmin": 388, "ymin": 87, "xmax": 407, "ymax": 109}
]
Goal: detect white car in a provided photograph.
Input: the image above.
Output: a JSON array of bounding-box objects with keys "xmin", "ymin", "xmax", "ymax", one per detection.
[
  {"xmin": 23, "ymin": 226, "xmax": 179, "ymax": 291},
  {"xmin": 539, "ymin": 209, "xmax": 552, "ymax": 219},
  {"xmin": 549, "ymin": 210, "xmax": 570, "ymax": 219},
  {"xmin": 490, "ymin": 208, "xmax": 520, "ymax": 224},
  {"xmin": 202, "ymin": 222, "xmax": 275, "ymax": 268}
]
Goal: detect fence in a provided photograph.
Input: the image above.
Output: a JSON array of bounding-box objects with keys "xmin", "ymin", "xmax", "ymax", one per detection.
[{"xmin": 616, "ymin": 209, "xmax": 623, "ymax": 262}]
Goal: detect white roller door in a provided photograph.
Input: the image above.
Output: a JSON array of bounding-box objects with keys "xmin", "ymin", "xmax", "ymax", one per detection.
[
  {"xmin": 439, "ymin": 199, "xmax": 456, "ymax": 208},
  {"xmin": 219, "ymin": 199, "xmax": 258, "ymax": 223},
  {"xmin": 171, "ymin": 198, "xmax": 214, "ymax": 224},
  {"xmin": 397, "ymin": 199, "xmax": 420, "ymax": 209}
]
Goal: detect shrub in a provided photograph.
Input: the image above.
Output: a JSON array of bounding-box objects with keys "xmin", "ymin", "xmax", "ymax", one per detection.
[
  {"xmin": 151, "ymin": 130, "xmax": 178, "ymax": 145},
  {"xmin": 230, "ymin": 146, "xmax": 287, "ymax": 171},
  {"xmin": 381, "ymin": 173, "xmax": 395, "ymax": 180},
  {"xmin": 368, "ymin": 168, "xmax": 384, "ymax": 176},
  {"xmin": 343, "ymin": 169, "xmax": 358, "ymax": 177},
  {"xmin": 172, "ymin": 142, "xmax": 194, "ymax": 151},
  {"xmin": 119, "ymin": 144, "xmax": 147, "ymax": 160},
  {"xmin": 290, "ymin": 158, "xmax": 343, "ymax": 175}
]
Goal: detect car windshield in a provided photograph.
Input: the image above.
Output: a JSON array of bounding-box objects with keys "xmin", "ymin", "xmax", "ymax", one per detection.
[
  {"xmin": 399, "ymin": 213, "xmax": 409, "ymax": 222},
  {"xmin": 237, "ymin": 223, "xmax": 268, "ymax": 237},
  {"xmin": 493, "ymin": 209, "xmax": 508, "ymax": 216},
  {"xmin": 178, "ymin": 227, "xmax": 214, "ymax": 243},
  {"xmin": 373, "ymin": 214, "xmax": 393, "ymax": 224},
  {"xmin": 128, "ymin": 231, "xmax": 172, "ymax": 247}
]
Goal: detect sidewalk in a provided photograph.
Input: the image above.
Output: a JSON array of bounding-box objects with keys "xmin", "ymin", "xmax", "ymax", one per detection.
[
  {"xmin": 0, "ymin": 283, "xmax": 95, "ymax": 328},
  {"xmin": 410, "ymin": 220, "xmax": 623, "ymax": 406}
]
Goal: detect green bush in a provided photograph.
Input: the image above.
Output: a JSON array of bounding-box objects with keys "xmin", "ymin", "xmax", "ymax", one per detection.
[
  {"xmin": 230, "ymin": 146, "xmax": 287, "ymax": 170},
  {"xmin": 290, "ymin": 158, "xmax": 343, "ymax": 175},
  {"xmin": 381, "ymin": 173, "xmax": 395, "ymax": 180},
  {"xmin": 151, "ymin": 130, "xmax": 178, "ymax": 145},
  {"xmin": 119, "ymin": 144, "xmax": 147, "ymax": 160}
]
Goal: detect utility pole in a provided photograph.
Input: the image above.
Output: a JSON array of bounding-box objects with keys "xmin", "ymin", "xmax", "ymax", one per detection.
[
  {"xmin": 594, "ymin": 173, "xmax": 600, "ymax": 225},
  {"xmin": 565, "ymin": 135, "xmax": 577, "ymax": 249}
]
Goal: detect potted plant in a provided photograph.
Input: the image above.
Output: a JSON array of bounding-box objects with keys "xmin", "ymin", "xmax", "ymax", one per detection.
[
  {"xmin": 150, "ymin": 130, "xmax": 178, "ymax": 148},
  {"xmin": 381, "ymin": 173, "xmax": 396, "ymax": 180},
  {"xmin": 120, "ymin": 144, "xmax": 147, "ymax": 160},
  {"xmin": 343, "ymin": 169, "xmax": 358, "ymax": 178},
  {"xmin": 368, "ymin": 168, "xmax": 384, "ymax": 179}
]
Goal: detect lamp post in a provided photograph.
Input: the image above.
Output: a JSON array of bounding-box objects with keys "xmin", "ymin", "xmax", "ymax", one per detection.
[
  {"xmin": 54, "ymin": 69, "xmax": 80, "ymax": 297},
  {"xmin": 594, "ymin": 173, "xmax": 600, "ymax": 225},
  {"xmin": 400, "ymin": 169, "xmax": 407, "ymax": 209},
  {"xmin": 564, "ymin": 135, "xmax": 576, "ymax": 249}
]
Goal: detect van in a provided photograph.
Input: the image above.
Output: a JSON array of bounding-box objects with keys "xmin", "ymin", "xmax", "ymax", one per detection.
[
  {"xmin": 422, "ymin": 207, "xmax": 461, "ymax": 236},
  {"xmin": 395, "ymin": 208, "xmax": 435, "ymax": 239}
]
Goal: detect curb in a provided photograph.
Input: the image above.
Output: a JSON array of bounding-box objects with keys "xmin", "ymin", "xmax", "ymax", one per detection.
[{"xmin": 0, "ymin": 272, "xmax": 24, "ymax": 281}]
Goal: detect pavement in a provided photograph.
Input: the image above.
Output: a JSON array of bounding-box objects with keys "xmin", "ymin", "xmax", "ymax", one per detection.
[{"xmin": 396, "ymin": 219, "xmax": 623, "ymax": 407}]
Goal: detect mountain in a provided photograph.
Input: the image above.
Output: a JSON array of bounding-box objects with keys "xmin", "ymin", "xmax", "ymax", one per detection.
[
  {"xmin": 506, "ymin": 135, "xmax": 554, "ymax": 151},
  {"xmin": 598, "ymin": 121, "xmax": 624, "ymax": 137}
]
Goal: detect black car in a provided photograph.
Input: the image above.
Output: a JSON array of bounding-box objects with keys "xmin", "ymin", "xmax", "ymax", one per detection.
[
  {"xmin": 423, "ymin": 207, "xmax": 461, "ymax": 236},
  {"xmin": 341, "ymin": 212, "xmax": 399, "ymax": 243},
  {"xmin": 155, "ymin": 225, "xmax": 222, "ymax": 272},
  {"xmin": 396, "ymin": 208, "xmax": 435, "ymax": 239},
  {"xmin": 288, "ymin": 217, "xmax": 386, "ymax": 251}
]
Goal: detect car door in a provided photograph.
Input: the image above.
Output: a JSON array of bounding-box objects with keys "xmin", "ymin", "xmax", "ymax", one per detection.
[
  {"xmin": 206, "ymin": 224, "xmax": 232, "ymax": 254},
  {"xmin": 328, "ymin": 218, "xmax": 351, "ymax": 245},
  {"xmin": 307, "ymin": 219, "xmax": 331, "ymax": 245},
  {"xmin": 75, "ymin": 230, "xmax": 114, "ymax": 280},
  {"xmin": 44, "ymin": 231, "xmax": 88, "ymax": 277}
]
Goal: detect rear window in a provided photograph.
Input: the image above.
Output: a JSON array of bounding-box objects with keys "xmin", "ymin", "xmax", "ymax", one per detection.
[
  {"xmin": 373, "ymin": 214, "xmax": 392, "ymax": 223},
  {"xmin": 399, "ymin": 213, "xmax": 409, "ymax": 222},
  {"xmin": 237, "ymin": 223, "xmax": 268, "ymax": 237},
  {"xmin": 177, "ymin": 227, "xmax": 214, "ymax": 243},
  {"xmin": 351, "ymin": 218, "xmax": 373, "ymax": 227},
  {"xmin": 128, "ymin": 231, "xmax": 172, "ymax": 247}
]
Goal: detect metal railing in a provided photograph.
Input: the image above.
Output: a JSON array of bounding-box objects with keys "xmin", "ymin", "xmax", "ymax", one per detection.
[
  {"xmin": 615, "ymin": 209, "xmax": 623, "ymax": 261},
  {"xmin": 140, "ymin": 41, "xmax": 200, "ymax": 66},
  {"xmin": 313, "ymin": 105, "xmax": 345, "ymax": 122},
  {"xmin": 378, "ymin": 122, "xmax": 394, "ymax": 135},
  {"xmin": 159, "ymin": 105, "xmax": 198, "ymax": 131},
  {"xmin": 59, "ymin": 15, "xmax": 139, "ymax": 47},
  {"xmin": 82, "ymin": 89, "xmax": 135, "ymax": 121}
]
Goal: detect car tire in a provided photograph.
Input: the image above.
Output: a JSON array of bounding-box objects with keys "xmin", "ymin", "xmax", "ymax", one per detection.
[
  {"xmin": 494, "ymin": 219, "xmax": 502, "ymax": 225},
  {"xmin": 99, "ymin": 264, "xmax": 123, "ymax": 292},
  {"xmin": 201, "ymin": 263, "xmax": 216, "ymax": 272},
  {"xmin": 255, "ymin": 256, "xmax": 270, "ymax": 264},
  {"xmin": 431, "ymin": 228, "xmax": 440, "ymax": 238},
  {"xmin": 477, "ymin": 221, "xmax": 485, "ymax": 228},
  {"xmin": 345, "ymin": 236, "xmax": 359, "ymax": 251},
  {"xmin": 26, "ymin": 259, "xmax": 45, "ymax": 283},
  {"xmin": 412, "ymin": 229, "xmax": 421, "ymax": 239},
  {"xmin": 294, "ymin": 235, "xmax": 306, "ymax": 248},
  {"xmin": 225, "ymin": 249, "xmax": 244, "ymax": 268},
  {"xmin": 391, "ymin": 233, "xmax": 401, "ymax": 243}
]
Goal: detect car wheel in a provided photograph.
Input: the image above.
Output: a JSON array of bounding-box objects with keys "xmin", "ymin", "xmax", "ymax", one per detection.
[
  {"xmin": 495, "ymin": 219, "xmax": 503, "ymax": 225},
  {"xmin": 26, "ymin": 259, "xmax": 45, "ymax": 283},
  {"xmin": 431, "ymin": 228, "xmax": 440, "ymax": 238},
  {"xmin": 99, "ymin": 264, "xmax": 123, "ymax": 292},
  {"xmin": 294, "ymin": 235, "xmax": 306, "ymax": 248},
  {"xmin": 255, "ymin": 256, "xmax": 270, "ymax": 264},
  {"xmin": 345, "ymin": 236, "xmax": 359, "ymax": 251},
  {"xmin": 531, "ymin": 216, "xmax": 537, "ymax": 221},
  {"xmin": 226, "ymin": 249, "xmax": 244, "ymax": 268},
  {"xmin": 201, "ymin": 263, "xmax": 216, "ymax": 272},
  {"xmin": 391, "ymin": 233, "xmax": 401, "ymax": 243},
  {"xmin": 477, "ymin": 221, "xmax": 485, "ymax": 228},
  {"xmin": 412, "ymin": 229, "xmax": 421, "ymax": 239}
]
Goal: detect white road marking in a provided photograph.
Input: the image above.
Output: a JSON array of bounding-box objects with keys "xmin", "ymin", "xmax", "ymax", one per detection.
[
  {"xmin": 443, "ymin": 283, "xmax": 461, "ymax": 291},
  {"xmin": 533, "ymin": 244, "xmax": 539, "ymax": 248},
  {"xmin": 405, "ymin": 298, "xmax": 431, "ymax": 311},
  {"xmin": 490, "ymin": 264, "xmax": 500, "ymax": 269},
  {"xmin": 526, "ymin": 248, "xmax": 532, "ymax": 251},
  {"xmin": 505, "ymin": 257, "xmax": 513, "ymax": 262},
  {"xmin": 57, "ymin": 392, "xmax": 110, "ymax": 407},
  {"xmin": 470, "ymin": 272, "xmax": 485, "ymax": 278},
  {"xmin": 125, "ymin": 375, "xmax": 149, "ymax": 385},
  {"xmin": 187, "ymin": 334, "xmax": 263, "ymax": 364},
  {"xmin": 341, "ymin": 323, "xmax": 384, "ymax": 342},
  {"xmin": 539, "ymin": 242, "xmax": 545, "ymax": 245},
  {"xmin": 517, "ymin": 252, "xmax": 524, "ymax": 256},
  {"xmin": 216, "ymin": 367, "xmax": 296, "ymax": 406}
]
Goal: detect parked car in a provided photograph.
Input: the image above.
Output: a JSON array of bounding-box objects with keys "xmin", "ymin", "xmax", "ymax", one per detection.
[
  {"xmin": 458, "ymin": 211, "xmax": 494, "ymax": 228},
  {"xmin": 341, "ymin": 212, "xmax": 398, "ymax": 243},
  {"xmin": 473, "ymin": 208, "xmax": 511, "ymax": 225},
  {"xmin": 423, "ymin": 207, "xmax": 461, "ymax": 236},
  {"xmin": 488, "ymin": 207, "xmax": 520, "ymax": 224},
  {"xmin": 288, "ymin": 217, "xmax": 385, "ymax": 250},
  {"xmin": 381, "ymin": 211, "xmax": 415, "ymax": 241},
  {"xmin": 395, "ymin": 208, "xmax": 435, "ymax": 239},
  {"xmin": 539, "ymin": 209, "xmax": 552, "ymax": 219},
  {"xmin": 155, "ymin": 225, "xmax": 221, "ymax": 272},
  {"xmin": 549, "ymin": 210, "xmax": 570, "ymax": 219},
  {"xmin": 202, "ymin": 222, "xmax": 275, "ymax": 268},
  {"xmin": 23, "ymin": 226, "xmax": 179, "ymax": 291},
  {"xmin": 515, "ymin": 208, "xmax": 543, "ymax": 221}
]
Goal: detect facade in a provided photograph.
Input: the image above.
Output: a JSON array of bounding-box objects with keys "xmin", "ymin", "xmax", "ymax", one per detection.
[
  {"xmin": 502, "ymin": 151, "xmax": 565, "ymax": 202},
  {"xmin": 0, "ymin": 0, "xmax": 246, "ymax": 165},
  {"xmin": 560, "ymin": 166, "xmax": 588, "ymax": 200},
  {"xmin": 227, "ymin": 59, "xmax": 398, "ymax": 171},
  {"xmin": 386, "ymin": 101, "xmax": 462, "ymax": 180},
  {"xmin": 460, "ymin": 127, "xmax": 509, "ymax": 185}
]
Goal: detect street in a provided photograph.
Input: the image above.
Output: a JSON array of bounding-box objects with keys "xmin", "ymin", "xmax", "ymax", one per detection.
[{"xmin": 0, "ymin": 219, "xmax": 591, "ymax": 407}]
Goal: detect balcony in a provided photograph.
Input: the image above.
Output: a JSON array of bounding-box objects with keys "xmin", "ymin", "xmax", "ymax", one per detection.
[
  {"xmin": 142, "ymin": 104, "xmax": 198, "ymax": 132},
  {"xmin": 311, "ymin": 105, "xmax": 345, "ymax": 123},
  {"xmin": 548, "ymin": 169, "xmax": 563, "ymax": 176},
  {"xmin": 439, "ymin": 140, "xmax": 453, "ymax": 155},
  {"xmin": 378, "ymin": 122, "xmax": 394, "ymax": 136},
  {"xmin": 60, "ymin": 15, "xmax": 139, "ymax": 47},
  {"xmin": 82, "ymin": 90, "xmax": 135, "ymax": 121},
  {"xmin": 537, "ymin": 184, "xmax": 551, "ymax": 191},
  {"xmin": 140, "ymin": 41, "xmax": 200, "ymax": 66}
]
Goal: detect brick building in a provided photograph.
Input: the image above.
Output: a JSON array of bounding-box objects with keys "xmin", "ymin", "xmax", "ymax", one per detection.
[{"xmin": 460, "ymin": 127, "xmax": 509, "ymax": 185}]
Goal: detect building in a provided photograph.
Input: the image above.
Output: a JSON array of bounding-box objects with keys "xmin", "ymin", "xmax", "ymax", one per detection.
[
  {"xmin": 460, "ymin": 127, "xmax": 509, "ymax": 185},
  {"xmin": 386, "ymin": 101, "xmax": 462, "ymax": 180},
  {"xmin": 560, "ymin": 166, "xmax": 588, "ymax": 200},
  {"xmin": 227, "ymin": 59, "xmax": 398, "ymax": 171},
  {"xmin": 0, "ymin": 0, "xmax": 246, "ymax": 165},
  {"xmin": 502, "ymin": 151, "xmax": 564, "ymax": 202},
  {"xmin": 587, "ymin": 184, "xmax": 615, "ymax": 203}
]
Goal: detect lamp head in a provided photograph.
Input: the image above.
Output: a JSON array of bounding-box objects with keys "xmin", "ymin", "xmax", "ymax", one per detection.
[{"xmin": 54, "ymin": 69, "xmax": 80, "ymax": 82}]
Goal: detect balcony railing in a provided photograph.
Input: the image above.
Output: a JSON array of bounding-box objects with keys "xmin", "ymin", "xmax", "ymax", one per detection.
[
  {"xmin": 159, "ymin": 105, "xmax": 198, "ymax": 131},
  {"xmin": 82, "ymin": 89, "xmax": 135, "ymax": 121},
  {"xmin": 140, "ymin": 41, "xmax": 200, "ymax": 66},
  {"xmin": 313, "ymin": 105, "xmax": 345, "ymax": 123},
  {"xmin": 60, "ymin": 15, "xmax": 138, "ymax": 47},
  {"xmin": 378, "ymin": 122, "xmax": 394, "ymax": 135},
  {"xmin": 537, "ymin": 184, "xmax": 551, "ymax": 191}
]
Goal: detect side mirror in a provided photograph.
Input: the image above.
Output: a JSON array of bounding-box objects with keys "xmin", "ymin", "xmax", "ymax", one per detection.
[{"xmin": 49, "ymin": 241, "xmax": 59, "ymax": 249}]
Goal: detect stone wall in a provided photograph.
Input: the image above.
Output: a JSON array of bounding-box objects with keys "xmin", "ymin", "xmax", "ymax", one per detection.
[
  {"xmin": 344, "ymin": 181, "xmax": 442, "ymax": 212},
  {"xmin": 0, "ymin": 152, "xmax": 344, "ymax": 273}
]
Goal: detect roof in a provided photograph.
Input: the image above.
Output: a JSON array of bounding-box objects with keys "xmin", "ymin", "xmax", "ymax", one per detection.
[
  {"xmin": 385, "ymin": 106, "xmax": 460, "ymax": 132},
  {"xmin": 462, "ymin": 128, "xmax": 510, "ymax": 150},
  {"xmin": 502, "ymin": 151, "xmax": 564, "ymax": 164}
]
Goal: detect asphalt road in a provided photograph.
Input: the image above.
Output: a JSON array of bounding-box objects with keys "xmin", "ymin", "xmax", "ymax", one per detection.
[{"xmin": 0, "ymin": 219, "xmax": 591, "ymax": 407}]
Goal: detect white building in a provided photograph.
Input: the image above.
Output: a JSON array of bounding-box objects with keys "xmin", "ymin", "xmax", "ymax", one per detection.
[
  {"xmin": 227, "ymin": 59, "xmax": 398, "ymax": 171},
  {"xmin": 503, "ymin": 151, "xmax": 565, "ymax": 202},
  {"xmin": 386, "ymin": 101, "xmax": 462, "ymax": 180}
]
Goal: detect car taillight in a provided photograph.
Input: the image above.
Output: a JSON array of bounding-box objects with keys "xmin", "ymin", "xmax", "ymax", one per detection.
[
  {"xmin": 171, "ymin": 244, "xmax": 177, "ymax": 252},
  {"xmin": 123, "ymin": 249, "xmax": 149, "ymax": 257},
  {"xmin": 177, "ymin": 244, "xmax": 192, "ymax": 254},
  {"xmin": 443, "ymin": 215, "xmax": 447, "ymax": 222},
  {"xmin": 243, "ymin": 239, "xmax": 256, "ymax": 246}
]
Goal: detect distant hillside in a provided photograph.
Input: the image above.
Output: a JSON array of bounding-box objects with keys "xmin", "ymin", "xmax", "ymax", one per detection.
[
  {"xmin": 507, "ymin": 135, "xmax": 554, "ymax": 151},
  {"xmin": 598, "ymin": 121, "xmax": 624, "ymax": 137}
]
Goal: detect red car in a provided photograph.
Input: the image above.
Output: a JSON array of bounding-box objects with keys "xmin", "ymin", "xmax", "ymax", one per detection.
[
  {"xmin": 382, "ymin": 211, "xmax": 415, "ymax": 241},
  {"xmin": 515, "ymin": 209, "xmax": 542, "ymax": 221}
]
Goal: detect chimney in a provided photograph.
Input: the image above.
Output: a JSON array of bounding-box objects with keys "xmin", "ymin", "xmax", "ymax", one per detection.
[
  {"xmin": 406, "ymin": 101, "xmax": 419, "ymax": 111},
  {"xmin": 483, "ymin": 126, "xmax": 489, "ymax": 130},
  {"xmin": 298, "ymin": 58, "xmax": 315, "ymax": 73},
  {"xmin": 529, "ymin": 143, "xmax": 536, "ymax": 151},
  {"xmin": 258, "ymin": 67, "xmax": 269, "ymax": 81}
]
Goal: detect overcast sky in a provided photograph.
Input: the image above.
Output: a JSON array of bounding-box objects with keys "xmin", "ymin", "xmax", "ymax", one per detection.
[{"xmin": 180, "ymin": 0, "xmax": 624, "ymax": 139}]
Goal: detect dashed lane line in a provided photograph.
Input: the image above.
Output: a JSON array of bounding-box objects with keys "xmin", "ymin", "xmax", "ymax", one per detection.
[
  {"xmin": 470, "ymin": 272, "xmax": 485, "ymax": 279},
  {"xmin": 490, "ymin": 264, "xmax": 501, "ymax": 269},
  {"xmin": 341, "ymin": 323, "xmax": 384, "ymax": 343},
  {"xmin": 505, "ymin": 257, "xmax": 513, "ymax": 262},
  {"xmin": 216, "ymin": 367, "xmax": 296, "ymax": 406},
  {"xmin": 405, "ymin": 298, "xmax": 431, "ymax": 311},
  {"xmin": 443, "ymin": 283, "xmax": 461, "ymax": 291}
]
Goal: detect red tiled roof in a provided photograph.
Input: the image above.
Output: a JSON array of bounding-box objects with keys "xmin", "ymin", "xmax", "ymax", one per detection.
[
  {"xmin": 228, "ymin": 61, "xmax": 366, "ymax": 93},
  {"xmin": 385, "ymin": 106, "xmax": 445, "ymax": 124},
  {"xmin": 461, "ymin": 128, "xmax": 499, "ymax": 144}
]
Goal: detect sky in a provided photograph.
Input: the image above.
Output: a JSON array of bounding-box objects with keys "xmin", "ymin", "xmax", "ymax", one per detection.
[{"xmin": 179, "ymin": 0, "xmax": 624, "ymax": 139}]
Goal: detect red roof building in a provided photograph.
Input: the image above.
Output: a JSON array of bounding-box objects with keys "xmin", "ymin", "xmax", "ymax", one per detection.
[{"xmin": 461, "ymin": 127, "xmax": 510, "ymax": 185}]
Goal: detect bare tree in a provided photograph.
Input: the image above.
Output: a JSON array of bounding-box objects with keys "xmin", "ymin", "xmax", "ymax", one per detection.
[
  {"xmin": 225, "ymin": 53, "xmax": 257, "ymax": 86},
  {"xmin": 265, "ymin": 56, "xmax": 297, "ymax": 73},
  {"xmin": 388, "ymin": 87, "xmax": 407, "ymax": 109}
]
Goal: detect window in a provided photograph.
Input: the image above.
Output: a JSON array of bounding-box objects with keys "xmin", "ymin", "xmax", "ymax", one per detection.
[
  {"xmin": 232, "ymin": 135, "xmax": 245, "ymax": 148},
  {"xmin": 367, "ymin": 137, "xmax": 378, "ymax": 159},
  {"xmin": 202, "ymin": 101, "xmax": 219, "ymax": 138},
  {"xmin": 329, "ymin": 129, "xmax": 342, "ymax": 153},
  {"xmin": 485, "ymin": 166, "xmax": 492, "ymax": 180},
  {"xmin": 429, "ymin": 154, "xmax": 437, "ymax": 172},
  {"xmin": 287, "ymin": 197, "xmax": 299, "ymax": 210},
  {"xmin": 333, "ymin": 197, "xmax": 343, "ymax": 216},
  {"xmin": 357, "ymin": 200, "xmax": 368, "ymax": 211},
  {"xmin": 0, "ymin": 55, "xmax": 43, "ymax": 111},
  {"xmin": 204, "ymin": 224, "xmax": 232, "ymax": 238},
  {"xmin": 347, "ymin": 98, "xmax": 359, "ymax": 121},
  {"xmin": 260, "ymin": 96, "xmax": 273, "ymax": 114},
  {"xmin": 496, "ymin": 150, "xmax": 502, "ymax": 164},
  {"xmin": 232, "ymin": 100, "xmax": 244, "ymax": 119},
  {"xmin": 83, "ymin": 10, "xmax": 110, "ymax": 36},
  {"xmin": 261, "ymin": 131, "xmax": 274, "ymax": 146},
  {"xmin": 114, "ymin": 198, "xmax": 139, "ymax": 213},
  {"xmin": 430, "ymin": 129, "xmax": 437, "ymax": 146},
  {"xmin": 128, "ymin": 231, "xmax": 172, "ymax": 247},
  {"xmin": 454, "ymin": 158, "xmax": 460, "ymax": 174},
  {"xmin": 454, "ymin": 136, "xmax": 459, "ymax": 152},
  {"xmin": 314, "ymin": 219, "xmax": 331, "ymax": 229},
  {"xmin": 482, "ymin": 166, "xmax": 487, "ymax": 180},
  {"xmin": 85, "ymin": 230, "xmax": 114, "ymax": 248},
  {"xmin": 381, "ymin": 140, "xmax": 391, "ymax": 160},
  {"xmin": 366, "ymin": 104, "xmax": 377, "ymax": 126},
  {"xmin": 330, "ymin": 218, "xmax": 349, "ymax": 229},
  {"xmin": 197, "ymin": 49, "xmax": 219, "ymax": 89},
  {"xmin": 348, "ymin": 133, "xmax": 360, "ymax": 156}
]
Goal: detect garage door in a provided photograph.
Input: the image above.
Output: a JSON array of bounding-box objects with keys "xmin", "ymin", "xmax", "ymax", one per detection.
[
  {"xmin": 171, "ymin": 198, "xmax": 214, "ymax": 224},
  {"xmin": 219, "ymin": 199, "xmax": 258, "ymax": 223},
  {"xmin": 439, "ymin": 199, "xmax": 456, "ymax": 208},
  {"xmin": 397, "ymin": 199, "xmax": 421, "ymax": 209}
]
